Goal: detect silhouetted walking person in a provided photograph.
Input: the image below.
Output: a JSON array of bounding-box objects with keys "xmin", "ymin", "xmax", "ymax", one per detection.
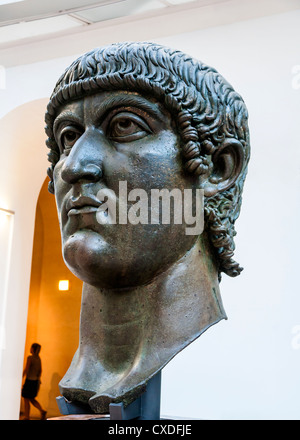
[{"xmin": 22, "ymin": 343, "xmax": 46, "ymax": 420}]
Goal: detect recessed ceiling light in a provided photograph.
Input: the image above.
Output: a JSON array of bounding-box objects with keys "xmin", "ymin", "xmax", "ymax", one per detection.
[{"xmin": 0, "ymin": 0, "xmax": 25, "ymax": 6}]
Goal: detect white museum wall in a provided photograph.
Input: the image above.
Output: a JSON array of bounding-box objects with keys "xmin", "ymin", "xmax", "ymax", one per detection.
[
  {"xmin": 0, "ymin": 3, "xmax": 299, "ymax": 419},
  {"xmin": 159, "ymin": 10, "xmax": 300, "ymax": 420}
]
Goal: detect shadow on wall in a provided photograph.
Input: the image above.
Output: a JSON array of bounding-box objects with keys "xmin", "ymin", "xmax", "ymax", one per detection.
[{"xmin": 48, "ymin": 373, "xmax": 62, "ymax": 416}]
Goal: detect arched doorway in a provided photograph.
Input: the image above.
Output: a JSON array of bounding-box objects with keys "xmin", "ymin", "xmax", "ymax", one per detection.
[{"xmin": 21, "ymin": 178, "xmax": 83, "ymax": 419}]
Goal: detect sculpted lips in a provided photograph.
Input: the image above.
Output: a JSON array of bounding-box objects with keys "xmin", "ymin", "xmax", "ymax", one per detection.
[{"xmin": 66, "ymin": 196, "xmax": 102, "ymax": 216}]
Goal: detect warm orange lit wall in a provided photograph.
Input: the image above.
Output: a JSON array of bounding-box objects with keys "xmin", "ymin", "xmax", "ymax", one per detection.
[{"xmin": 21, "ymin": 179, "xmax": 82, "ymax": 418}]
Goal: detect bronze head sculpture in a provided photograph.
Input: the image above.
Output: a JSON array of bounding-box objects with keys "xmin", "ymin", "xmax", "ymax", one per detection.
[{"xmin": 44, "ymin": 42, "xmax": 250, "ymax": 414}]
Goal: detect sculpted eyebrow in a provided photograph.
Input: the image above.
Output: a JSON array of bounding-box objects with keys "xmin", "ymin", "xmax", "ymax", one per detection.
[
  {"xmin": 53, "ymin": 112, "xmax": 82, "ymax": 134},
  {"xmin": 95, "ymin": 95, "xmax": 166, "ymax": 122},
  {"xmin": 53, "ymin": 95, "xmax": 166, "ymax": 135}
]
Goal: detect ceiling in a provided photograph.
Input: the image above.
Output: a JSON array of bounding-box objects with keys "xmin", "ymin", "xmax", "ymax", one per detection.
[
  {"xmin": 0, "ymin": 0, "xmax": 201, "ymax": 44},
  {"xmin": 0, "ymin": 0, "xmax": 298, "ymax": 62}
]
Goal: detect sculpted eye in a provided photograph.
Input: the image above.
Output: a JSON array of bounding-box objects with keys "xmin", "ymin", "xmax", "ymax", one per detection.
[
  {"xmin": 108, "ymin": 112, "xmax": 151, "ymax": 142},
  {"xmin": 59, "ymin": 126, "xmax": 82, "ymax": 153}
]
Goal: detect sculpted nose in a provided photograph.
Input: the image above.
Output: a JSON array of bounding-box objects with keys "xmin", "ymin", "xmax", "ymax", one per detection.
[
  {"xmin": 61, "ymin": 162, "xmax": 102, "ymax": 184},
  {"xmin": 60, "ymin": 131, "xmax": 103, "ymax": 184}
]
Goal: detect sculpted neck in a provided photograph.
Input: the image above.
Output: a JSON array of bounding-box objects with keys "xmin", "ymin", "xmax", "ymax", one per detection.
[
  {"xmin": 60, "ymin": 235, "xmax": 227, "ymax": 412},
  {"xmin": 79, "ymin": 275, "xmax": 151, "ymax": 372},
  {"xmin": 79, "ymin": 234, "xmax": 225, "ymax": 369}
]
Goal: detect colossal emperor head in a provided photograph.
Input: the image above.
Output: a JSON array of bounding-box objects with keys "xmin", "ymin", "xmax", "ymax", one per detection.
[{"xmin": 44, "ymin": 42, "xmax": 250, "ymax": 413}]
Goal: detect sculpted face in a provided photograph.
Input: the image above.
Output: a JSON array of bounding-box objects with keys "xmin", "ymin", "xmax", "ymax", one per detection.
[{"xmin": 53, "ymin": 91, "xmax": 199, "ymax": 288}]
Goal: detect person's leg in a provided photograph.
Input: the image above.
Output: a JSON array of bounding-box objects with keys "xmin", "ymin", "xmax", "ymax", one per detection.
[
  {"xmin": 29, "ymin": 399, "xmax": 47, "ymax": 419},
  {"xmin": 29, "ymin": 398, "xmax": 43, "ymax": 412},
  {"xmin": 23, "ymin": 398, "xmax": 30, "ymax": 420}
]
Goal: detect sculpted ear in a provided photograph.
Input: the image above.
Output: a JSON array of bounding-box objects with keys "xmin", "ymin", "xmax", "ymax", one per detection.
[{"xmin": 203, "ymin": 139, "xmax": 244, "ymax": 197}]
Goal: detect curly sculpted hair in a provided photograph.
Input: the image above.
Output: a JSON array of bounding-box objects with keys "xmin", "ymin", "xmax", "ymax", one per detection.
[{"xmin": 44, "ymin": 42, "xmax": 250, "ymax": 279}]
